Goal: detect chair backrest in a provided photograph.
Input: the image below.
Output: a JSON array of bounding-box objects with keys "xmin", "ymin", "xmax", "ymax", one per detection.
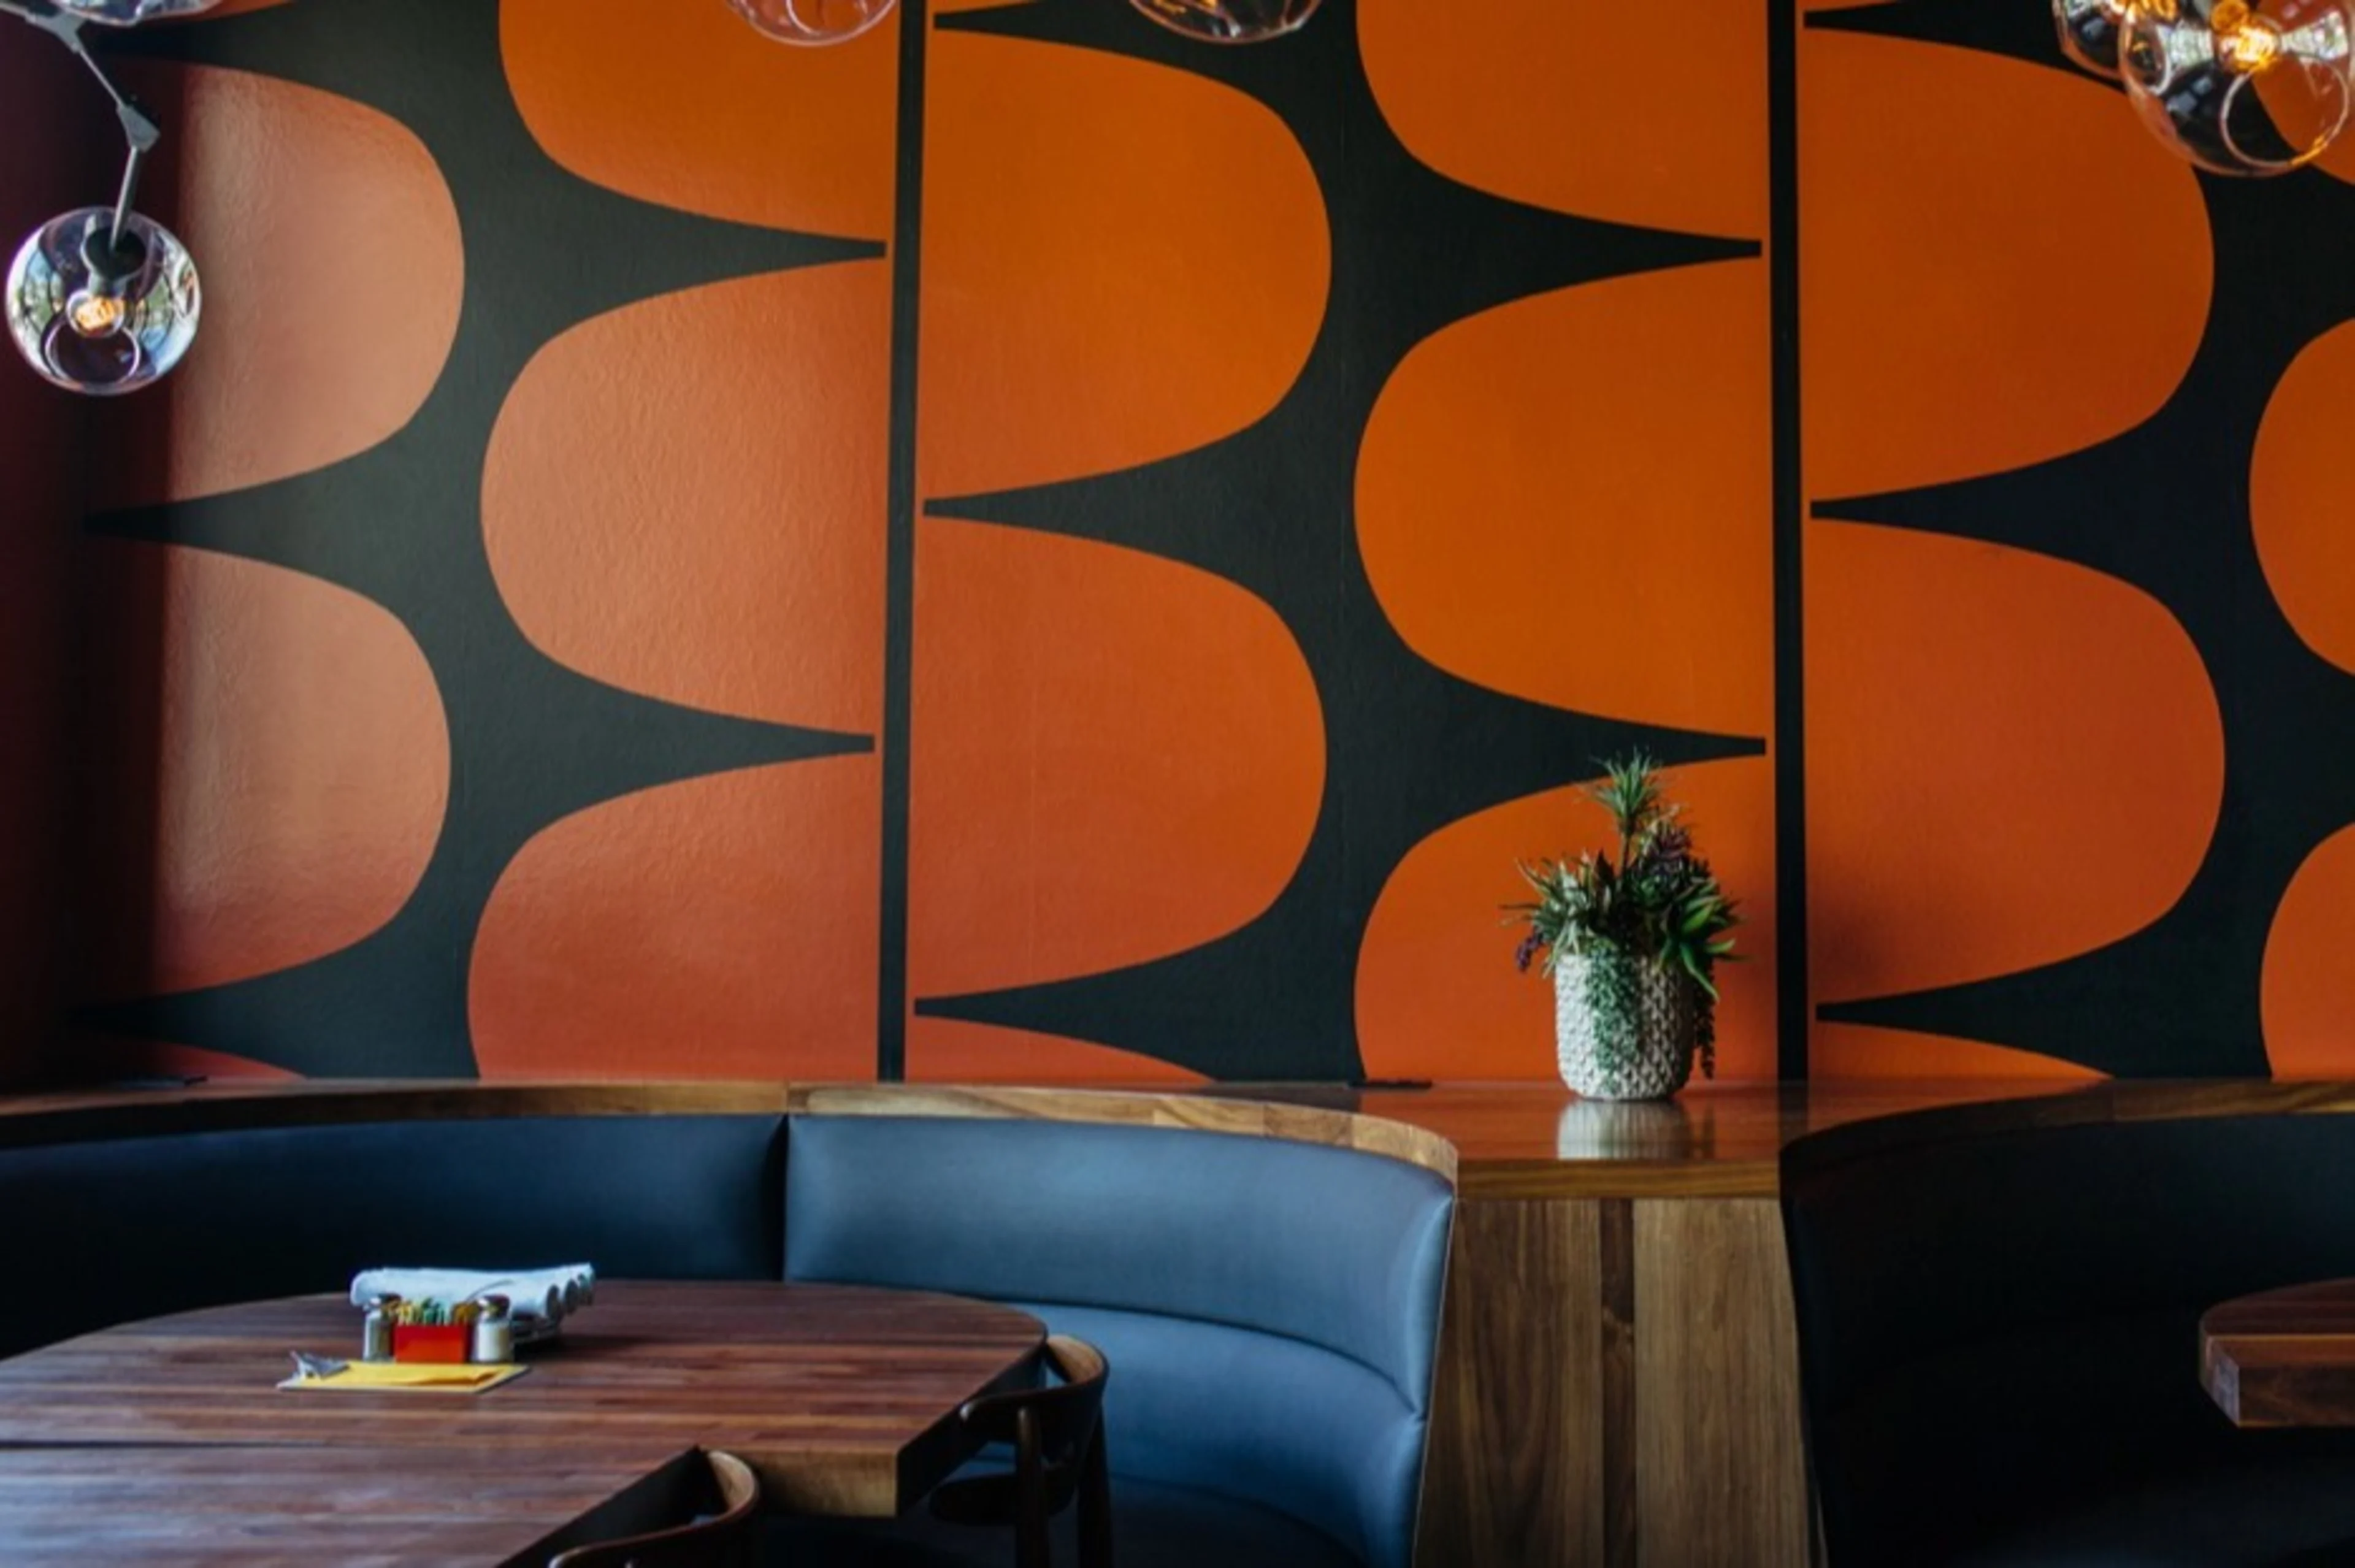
[
  {"xmin": 930, "ymin": 1335, "xmax": 1113, "ymax": 1568},
  {"xmin": 548, "ymin": 1450, "xmax": 760, "ymax": 1568}
]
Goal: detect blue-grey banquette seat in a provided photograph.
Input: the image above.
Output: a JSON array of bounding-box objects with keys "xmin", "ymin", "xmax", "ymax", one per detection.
[
  {"xmin": 779, "ymin": 1111, "xmax": 1455, "ymax": 1568},
  {"xmin": 0, "ymin": 1086, "xmax": 1455, "ymax": 1568}
]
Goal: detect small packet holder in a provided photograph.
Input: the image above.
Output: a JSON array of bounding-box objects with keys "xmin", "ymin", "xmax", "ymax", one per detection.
[{"xmin": 390, "ymin": 1323, "xmax": 469, "ymax": 1364}]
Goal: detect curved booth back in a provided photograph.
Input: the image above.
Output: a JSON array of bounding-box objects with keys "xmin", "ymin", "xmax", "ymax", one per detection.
[
  {"xmin": 784, "ymin": 1112, "xmax": 1457, "ymax": 1568},
  {"xmin": 1782, "ymin": 1108, "xmax": 2355, "ymax": 1567},
  {"xmin": 0, "ymin": 1114, "xmax": 787, "ymax": 1360}
]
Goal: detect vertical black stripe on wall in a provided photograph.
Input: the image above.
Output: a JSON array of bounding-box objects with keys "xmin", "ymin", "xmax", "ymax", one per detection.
[
  {"xmin": 1769, "ymin": 0, "xmax": 1809, "ymax": 1082},
  {"xmin": 877, "ymin": 0, "xmax": 932, "ymax": 1082}
]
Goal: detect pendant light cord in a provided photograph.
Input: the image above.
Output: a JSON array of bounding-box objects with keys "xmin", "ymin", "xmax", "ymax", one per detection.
[{"xmin": 1, "ymin": 0, "xmax": 163, "ymax": 250}]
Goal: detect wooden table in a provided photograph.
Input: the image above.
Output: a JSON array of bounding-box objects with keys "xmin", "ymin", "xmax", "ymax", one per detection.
[
  {"xmin": 0, "ymin": 1279, "xmax": 1046, "ymax": 1548},
  {"xmin": 2202, "ymin": 1277, "xmax": 2355, "ymax": 1428},
  {"xmin": 0, "ymin": 1445, "xmax": 709, "ymax": 1567}
]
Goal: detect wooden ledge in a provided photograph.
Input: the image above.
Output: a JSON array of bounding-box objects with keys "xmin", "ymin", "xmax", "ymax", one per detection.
[
  {"xmin": 7, "ymin": 1076, "xmax": 2348, "ymax": 1199},
  {"xmin": 0, "ymin": 1080, "xmax": 795, "ymax": 1152},
  {"xmin": 788, "ymin": 1083, "xmax": 1458, "ymax": 1183},
  {"xmin": 1779, "ymin": 1078, "xmax": 2355, "ymax": 1185}
]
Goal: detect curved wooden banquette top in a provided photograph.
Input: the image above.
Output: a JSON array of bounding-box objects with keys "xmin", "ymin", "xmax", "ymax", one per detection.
[
  {"xmin": 1779, "ymin": 1079, "xmax": 2355, "ymax": 1568},
  {"xmin": 0, "ymin": 1081, "xmax": 1455, "ymax": 1568}
]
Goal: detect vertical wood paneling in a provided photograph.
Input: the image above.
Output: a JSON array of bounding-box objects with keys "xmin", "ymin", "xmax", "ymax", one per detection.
[
  {"xmin": 1633, "ymin": 1198, "xmax": 1809, "ymax": 1568},
  {"xmin": 1421, "ymin": 1199, "xmax": 1604, "ymax": 1568},
  {"xmin": 1599, "ymin": 1196, "xmax": 1637, "ymax": 1568}
]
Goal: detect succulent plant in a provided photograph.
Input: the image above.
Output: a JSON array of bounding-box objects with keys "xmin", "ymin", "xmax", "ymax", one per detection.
[{"xmin": 1507, "ymin": 752, "xmax": 1740, "ymax": 1001}]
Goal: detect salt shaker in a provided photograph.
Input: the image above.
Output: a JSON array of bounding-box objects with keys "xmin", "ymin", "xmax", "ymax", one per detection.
[
  {"xmin": 361, "ymin": 1294, "xmax": 398, "ymax": 1363},
  {"xmin": 470, "ymin": 1293, "xmax": 513, "ymax": 1365}
]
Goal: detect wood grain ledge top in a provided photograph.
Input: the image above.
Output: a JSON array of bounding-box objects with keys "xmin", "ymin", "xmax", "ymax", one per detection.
[
  {"xmin": 4, "ymin": 1077, "xmax": 2349, "ymax": 1197},
  {"xmin": 784, "ymin": 1083, "xmax": 1458, "ymax": 1182}
]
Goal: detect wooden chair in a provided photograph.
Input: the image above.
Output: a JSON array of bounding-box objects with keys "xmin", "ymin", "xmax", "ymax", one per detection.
[
  {"xmin": 927, "ymin": 1334, "xmax": 1112, "ymax": 1568},
  {"xmin": 549, "ymin": 1449, "xmax": 761, "ymax": 1568}
]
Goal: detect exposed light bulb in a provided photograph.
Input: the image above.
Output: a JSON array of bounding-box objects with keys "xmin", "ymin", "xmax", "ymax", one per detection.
[
  {"xmin": 2214, "ymin": 0, "xmax": 2287, "ymax": 68},
  {"xmin": 724, "ymin": 0, "xmax": 895, "ymax": 45},
  {"xmin": 2119, "ymin": 0, "xmax": 2354, "ymax": 173},
  {"xmin": 5, "ymin": 207, "xmax": 199, "ymax": 396},
  {"xmin": 65, "ymin": 289, "xmax": 127, "ymax": 338},
  {"xmin": 1130, "ymin": 0, "xmax": 1322, "ymax": 44}
]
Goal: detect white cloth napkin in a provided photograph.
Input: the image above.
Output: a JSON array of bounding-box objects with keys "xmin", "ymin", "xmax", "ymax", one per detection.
[{"xmin": 347, "ymin": 1264, "xmax": 595, "ymax": 1325}]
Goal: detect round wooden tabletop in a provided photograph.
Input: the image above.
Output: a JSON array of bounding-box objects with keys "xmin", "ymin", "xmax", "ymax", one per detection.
[
  {"xmin": 2200, "ymin": 1277, "xmax": 2355, "ymax": 1428},
  {"xmin": 0, "ymin": 1279, "xmax": 1046, "ymax": 1518}
]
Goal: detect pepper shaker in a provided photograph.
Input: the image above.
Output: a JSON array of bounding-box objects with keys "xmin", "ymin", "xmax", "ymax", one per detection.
[{"xmin": 470, "ymin": 1293, "xmax": 513, "ymax": 1365}]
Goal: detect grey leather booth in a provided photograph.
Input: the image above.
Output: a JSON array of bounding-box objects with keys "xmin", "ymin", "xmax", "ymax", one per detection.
[{"xmin": 0, "ymin": 1088, "xmax": 1455, "ymax": 1568}]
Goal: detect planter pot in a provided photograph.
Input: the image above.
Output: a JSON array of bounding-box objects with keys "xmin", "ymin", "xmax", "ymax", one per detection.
[{"xmin": 1553, "ymin": 950, "xmax": 1711, "ymax": 1100}]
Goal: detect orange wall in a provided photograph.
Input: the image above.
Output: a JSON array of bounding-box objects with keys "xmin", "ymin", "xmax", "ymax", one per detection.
[{"xmin": 13, "ymin": 0, "xmax": 2355, "ymax": 1085}]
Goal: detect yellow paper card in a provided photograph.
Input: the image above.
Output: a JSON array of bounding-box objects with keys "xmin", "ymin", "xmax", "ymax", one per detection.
[{"xmin": 278, "ymin": 1361, "xmax": 531, "ymax": 1394}]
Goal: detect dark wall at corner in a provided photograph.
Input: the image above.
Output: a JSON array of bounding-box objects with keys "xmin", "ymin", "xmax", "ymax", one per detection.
[
  {"xmin": 13, "ymin": 0, "xmax": 2355, "ymax": 1087},
  {"xmin": 0, "ymin": 36, "xmax": 96, "ymax": 1088}
]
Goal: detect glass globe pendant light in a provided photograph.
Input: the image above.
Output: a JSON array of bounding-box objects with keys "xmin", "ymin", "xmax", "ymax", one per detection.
[
  {"xmin": 1128, "ymin": 0, "xmax": 1322, "ymax": 44},
  {"xmin": 7, "ymin": 207, "xmax": 198, "ymax": 395},
  {"xmin": 724, "ymin": 0, "xmax": 895, "ymax": 46},
  {"xmin": 47, "ymin": 0, "xmax": 220, "ymax": 21},
  {"xmin": 2118, "ymin": 0, "xmax": 2355, "ymax": 174},
  {"xmin": 1, "ymin": 0, "xmax": 215, "ymax": 394},
  {"xmin": 2054, "ymin": 0, "xmax": 2132, "ymax": 76}
]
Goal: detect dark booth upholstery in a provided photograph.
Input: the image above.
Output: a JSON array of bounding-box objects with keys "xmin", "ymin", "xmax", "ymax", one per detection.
[
  {"xmin": 1782, "ymin": 1108, "xmax": 2355, "ymax": 1567},
  {"xmin": 0, "ymin": 1114, "xmax": 787, "ymax": 1360}
]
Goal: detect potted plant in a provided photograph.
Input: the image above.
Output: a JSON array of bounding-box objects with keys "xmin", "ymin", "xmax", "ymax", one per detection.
[{"xmin": 1508, "ymin": 754, "xmax": 1739, "ymax": 1099}]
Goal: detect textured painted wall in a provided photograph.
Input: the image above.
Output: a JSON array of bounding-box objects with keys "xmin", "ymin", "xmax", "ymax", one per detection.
[{"xmin": 12, "ymin": 0, "xmax": 2355, "ymax": 1085}]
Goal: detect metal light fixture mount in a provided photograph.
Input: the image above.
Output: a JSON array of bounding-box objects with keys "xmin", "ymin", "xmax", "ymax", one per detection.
[{"xmin": 2, "ymin": 0, "xmax": 210, "ymax": 395}]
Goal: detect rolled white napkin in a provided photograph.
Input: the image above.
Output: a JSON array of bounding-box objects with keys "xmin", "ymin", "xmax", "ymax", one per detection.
[{"xmin": 347, "ymin": 1263, "xmax": 596, "ymax": 1325}]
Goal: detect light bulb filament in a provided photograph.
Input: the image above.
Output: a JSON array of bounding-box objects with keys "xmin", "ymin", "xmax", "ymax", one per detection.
[
  {"xmin": 65, "ymin": 289, "xmax": 128, "ymax": 338},
  {"xmin": 2211, "ymin": 0, "xmax": 2284, "ymax": 71}
]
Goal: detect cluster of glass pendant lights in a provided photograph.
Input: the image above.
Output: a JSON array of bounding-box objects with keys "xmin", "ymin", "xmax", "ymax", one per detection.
[
  {"xmin": 8, "ymin": 0, "xmax": 2349, "ymax": 396},
  {"xmin": 0, "ymin": 0, "xmax": 1319, "ymax": 399},
  {"xmin": 2056, "ymin": 0, "xmax": 2355, "ymax": 173}
]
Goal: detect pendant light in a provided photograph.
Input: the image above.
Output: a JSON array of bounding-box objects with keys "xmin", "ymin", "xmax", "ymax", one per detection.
[
  {"xmin": 2054, "ymin": 0, "xmax": 2131, "ymax": 75},
  {"xmin": 2054, "ymin": 0, "xmax": 2355, "ymax": 175},
  {"xmin": 47, "ymin": 0, "xmax": 223, "ymax": 19},
  {"xmin": 1128, "ymin": 0, "xmax": 1322, "ymax": 44},
  {"xmin": 726, "ymin": 0, "xmax": 896, "ymax": 46},
  {"xmin": 2118, "ymin": 0, "xmax": 2354, "ymax": 175},
  {"xmin": 2, "ymin": 0, "xmax": 212, "ymax": 395}
]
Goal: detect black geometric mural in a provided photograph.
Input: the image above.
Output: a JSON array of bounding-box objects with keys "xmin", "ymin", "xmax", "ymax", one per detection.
[
  {"xmin": 909, "ymin": 0, "xmax": 1764, "ymax": 1080},
  {"xmin": 83, "ymin": 0, "xmax": 878, "ymax": 1076},
  {"xmin": 64, "ymin": 0, "xmax": 1769, "ymax": 1083},
  {"xmin": 56, "ymin": 0, "xmax": 2348, "ymax": 1084},
  {"xmin": 1810, "ymin": 0, "xmax": 2355, "ymax": 1078}
]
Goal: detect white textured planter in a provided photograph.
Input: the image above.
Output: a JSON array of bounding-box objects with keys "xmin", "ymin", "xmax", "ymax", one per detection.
[{"xmin": 1553, "ymin": 951, "xmax": 1709, "ymax": 1101}]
